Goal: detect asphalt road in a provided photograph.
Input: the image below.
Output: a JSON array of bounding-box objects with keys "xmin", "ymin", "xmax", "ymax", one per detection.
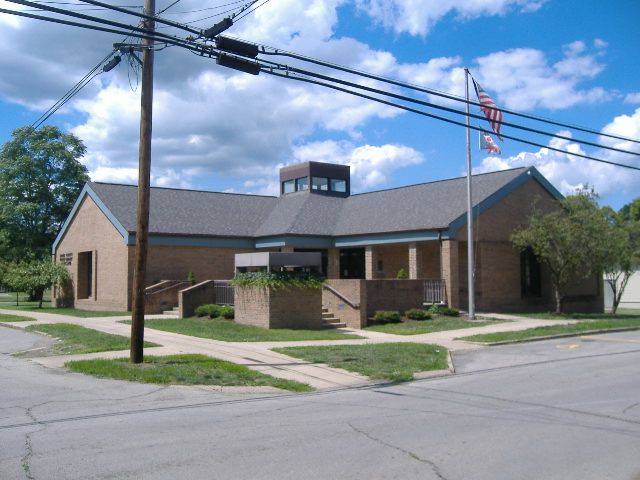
[{"xmin": 1, "ymin": 326, "xmax": 639, "ymax": 480}]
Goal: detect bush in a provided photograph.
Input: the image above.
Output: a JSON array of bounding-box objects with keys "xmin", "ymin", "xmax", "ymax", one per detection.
[
  {"xmin": 396, "ymin": 268, "xmax": 409, "ymax": 279},
  {"xmin": 373, "ymin": 310, "xmax": 402, "ymax": 324},
  {"xmin": 231, "ymin": 271, "xmax": 325, "ymax": 290},
  {"xmin": 220, "ymin": 305, "xmax": 234, "ymax": 320},
  {"xmin": 404, "ymin": 308, "xmax": 432, "ymax": 320},
  {"xmin": 428, "ymin": 305, "xmax": 459, "ymax": 317},
  {"xmin": 194, "ymin": 304, "xmax": 221, "ymax": 318}
]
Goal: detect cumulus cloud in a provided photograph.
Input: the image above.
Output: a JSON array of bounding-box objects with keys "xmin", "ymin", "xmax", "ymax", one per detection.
[
  {"xmin": 291, "ymin": 140, "xmax": 424, "ymax": 192},
  {"xmin": 354, "ymin": 0, "xmax": 545, "ymax": 36},
  {"xmin": 625, "ymin": 93, "xmax": 640, "ymax": 104},
  {"xmin": 474, "ymin": 108, "xmax": 640, "ymax": 198},
  {"xmin": 473, "ymin": 42, "xmax": 610, "ymax": 111}
]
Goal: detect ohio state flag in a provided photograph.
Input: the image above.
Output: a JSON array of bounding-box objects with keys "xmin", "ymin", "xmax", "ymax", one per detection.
[{"xmin": 480, "ymin": 129, "xmax": 501, "ymax": 154}]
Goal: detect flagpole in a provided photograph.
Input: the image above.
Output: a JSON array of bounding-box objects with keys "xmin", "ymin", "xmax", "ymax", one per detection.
[{"xmin": 465, "ymin": 68, "xmax": 476, "ymax": 320}]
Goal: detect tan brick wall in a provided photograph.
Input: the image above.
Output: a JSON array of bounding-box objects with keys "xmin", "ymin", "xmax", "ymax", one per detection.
[
  {"xmin": 441, "ymin": 239, "xmax": 459, "ymax": 308},
  {"xmin": 54, "ymin": 196, "xmax": 129, "ymax": 311},
  {"xmin": 235, "ymin": 286, "xmax": 323, "ymax": 329},
  {"xmin": 364, "ymin": 280, "xmax": 424, "ymax": 319},
  {"xmin": 366, "ymin": 244, "xmax": 409, "ymax": 279},
  {"xmin": 449, "ymin": 178, "xmax": 602, "ymax": 313},
  {"xmin": 323, "ymin": 279, "xmax": 367, "ymax": 328}
]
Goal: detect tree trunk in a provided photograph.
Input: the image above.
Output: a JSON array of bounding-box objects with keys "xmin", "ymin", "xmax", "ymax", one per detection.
[{"xmin": 553, "ymin": 286, "xmax": 563, "ymax": 314}]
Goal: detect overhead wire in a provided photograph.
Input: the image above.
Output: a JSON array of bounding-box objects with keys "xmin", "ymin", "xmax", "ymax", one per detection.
[
  {"xmin": 254, "ymin": 58, "xmax": 639, "ymax": 157},
  {"xmin": 2, "ymin": 2, "xmax": 638, "ymax": 172},
  {"xmin": 257, "ymin": 47, "xmax": 640, "ymax": 145},
  {"xmin": 233, "ymin": 0, "xmax": 271, "ymax": 23},
  {"xmin": 261, "ymin": 69, "xmax": 640, "ymax": 171}
]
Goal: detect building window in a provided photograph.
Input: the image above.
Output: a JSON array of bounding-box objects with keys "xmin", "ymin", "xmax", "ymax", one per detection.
[
  {"xmin": 77, "ymin": 251, "xmax": 93, "ymax": 299},
  {"xmin": 296, "ymin": 176, "xmax": 309, "ymax": 191},
  {"xmin": 331, "ymin": 178, "xmax": 347, "ymax": 193},
  {"xmin": 312, "ymin": 176, "xmax": 329, "ymax": 191},
  {"xmin": 520, "ymin": 248, "xmax": 541, "ymax": 297},
  {"xmin": 59, "ymin": 253, "xmax": 73, "ymax": 266},
  {"xmin": 282, "ymin": 179, "xmax": 295, "ymax": 194}
]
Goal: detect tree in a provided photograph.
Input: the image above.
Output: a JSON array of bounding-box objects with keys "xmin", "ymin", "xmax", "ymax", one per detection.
[
  {"xmin": 3, "ymin": 259, "xmax": 70, "ymax": 308},
  {"xmin": 512, "ymin": 188, "xmax": 611, "ymax": 313},
  {"xmin": 603, "ymin": 199, "xmax": 640, "ymax": 314},
  {"xmin": 0, "ymin": 126, "xmax": 89, "ymax": 262}
]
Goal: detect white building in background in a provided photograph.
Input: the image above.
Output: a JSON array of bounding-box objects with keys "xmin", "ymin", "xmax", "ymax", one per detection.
[{"xmin": 604, "ymin": 271, "xmax": 640, "ymax": 312}]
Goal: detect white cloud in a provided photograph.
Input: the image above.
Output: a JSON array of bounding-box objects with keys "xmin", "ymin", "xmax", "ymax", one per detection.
[
  {"xmin": 473, "ymin": 42, "xmax": 610, "ymax": 111},
  {"xmin": 354, "ymin": 0, "xmax": 545, "ymax": 36},
  {"xmin": 474, "ymin": 109, "xmax": 640, "ymax": 198},
  {"xmin": 624, "ymin": 93, "xmax": 640, "ymax": 104},
  {"xmin": 291, "ymin": 140, "xmax": 424, "ymax": 191}
]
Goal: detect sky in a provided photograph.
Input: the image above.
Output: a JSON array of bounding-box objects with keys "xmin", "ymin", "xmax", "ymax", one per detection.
[{"xmin": 0, "ymin": 0, "xmax": 639, "ymax": 209}]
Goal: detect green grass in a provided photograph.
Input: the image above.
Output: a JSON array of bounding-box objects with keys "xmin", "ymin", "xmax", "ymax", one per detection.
[
  {"xmin": 125, "ymin": 317, "xmax": 363, "ymax": 342},
  {"xmin": 273, "ymin": 343, "xmax": 448, "ymax": 382},
  {"xmin": 0, "ymin": 301, "xmax": 128, "ymax": 317},
  {"xmin": 459, "ymin": 317, "xmax": 640, "ymax": 343},
  {"xmin": 508, "ymin": 311, "xmax": 640, "ymax": 320},
  {"xmin": 0, "ymin": 313, "xmax": 36, "ymax": 322},
  {"xmin": 65, "ymin": 354, "xmax": 312, "ymax": 392},
  {"xmin": 24, "ymin": 323, "xmax": 159, "ymax": 355},
  {"xmin": 365, "ymin": 317, "xmax": 506, "ymax": 335}
]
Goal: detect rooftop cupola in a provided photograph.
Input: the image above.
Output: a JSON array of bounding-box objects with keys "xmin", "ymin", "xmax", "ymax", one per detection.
[{"xmin": 279, "ymin": 161, "xmax": 350, "ymax": 198}]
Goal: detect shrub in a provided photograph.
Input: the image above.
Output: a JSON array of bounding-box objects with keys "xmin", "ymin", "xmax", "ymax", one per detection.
[
  {"xmin": 396, "ymin": 268, "xmax": 409, "ymax": 279},
  {"xmin": 220, "ymin": 305, "xmax": 234, "ymax": 320},
  {"xmin": 187, "ymin": 271, "xmax": 196, "ymax": 286},
  {"xmin": 405, "ymin": 308, "xmax": 432, "ymax": 320},
  {"xmin": 231, "ymin": 271, "xmax": 325, "ymax": 290},
  {"xmin": 373, "ymin": 310, "xmax": 402, "ymax": 324},
  {"xmin": 194, "ymin": 304, "xmax": 221, "ymax": 318},
  {"xmin": 428, "ymin": 305, "xmax": 459, "ymax": 317}
]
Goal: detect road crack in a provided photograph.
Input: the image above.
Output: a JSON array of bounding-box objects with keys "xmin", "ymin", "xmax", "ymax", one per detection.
[{"xmin": 348, "ymin": 422, "xmax": 449, "ymax": 479}]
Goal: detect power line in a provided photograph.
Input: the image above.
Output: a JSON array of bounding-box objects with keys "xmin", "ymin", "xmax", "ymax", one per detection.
[
  {"xmin": 254, "ymin": 58, "xmax": 639, "ymax": 157},
  {"xmin": 157, "ymin": 0, "xmax": 180, "ymax": 15},
  {"xmin": 257, "ymin": 47, "xmax": 640, "ymax": 146},
  {"xmin": 233, "ymin": 0, "xmax": 271, "ymax": 23},
  {"xmin": 30, "ymin": 51, "xmax": 117, "ymax": 129},
  {"xmin": 263, "ymin": 69, "xmax": 640, "ymax": 172}
]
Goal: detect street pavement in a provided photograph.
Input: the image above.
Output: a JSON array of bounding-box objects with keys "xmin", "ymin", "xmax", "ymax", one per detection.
[
  {"xmin": 1, "ymin": 327, "xmax": 639, "ymax": 479},
  {"xmin": 0, "ymin": 308, "xmax": 582, "ymax": 389}
]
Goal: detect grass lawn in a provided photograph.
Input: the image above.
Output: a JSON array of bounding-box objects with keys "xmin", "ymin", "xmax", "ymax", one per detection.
[
  {"xmin": 273, "ymin": 343, "xmax": 448, "ymax": 382},
  {"xmin": 459, "ymin": 317, "xmax": 640, "ymax": 344},
  {"xmin": 365, "ymin": 317, "xmax": 506, "ymax": 335},
  {"xmin": 124, "ymin": 317, "xmax": 363, "ymax": 342},
  {"xmin": 24, "ymin": 323, "xmax": 159, "ymax": 355},
  {"xmin": 66, "ymin": 354, "xmax": 312, "ymax": 392},
  {"xmin": 0, "ymin": 301, "xmax": 128, "ymax": 317},
  {"xmin": 509, "ymin": 311, "xmax": 640, "ymax": 320},
  {"xmin": 0, "ymin": 313, "xmax": 36, "ymax": 322}
]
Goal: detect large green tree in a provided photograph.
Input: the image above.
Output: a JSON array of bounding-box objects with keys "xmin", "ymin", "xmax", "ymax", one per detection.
[
  {"xmin": 0, "ymin": 126, "xmax": 89, "ymax": 261},
  {"xmin": 3, "ymin": 259, "xmax": 70, "ymax": 308},
  {"xmin": 512, "ymin": 188, "xmax": 611, "ymax": 313},
  {"xmin": 603, "ymin": 199, "xmax": 640, "ymax": 314}
]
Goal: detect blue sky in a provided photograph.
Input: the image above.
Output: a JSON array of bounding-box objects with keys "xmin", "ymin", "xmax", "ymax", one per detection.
[{"xmin": 1, "ymin": 0, "xmax": 638, "ymax": 209}]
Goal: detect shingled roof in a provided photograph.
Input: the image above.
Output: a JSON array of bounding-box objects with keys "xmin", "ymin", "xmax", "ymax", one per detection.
[{"xmin": 85, "ymin": 167, "xmax": 537, "ymax": 240}]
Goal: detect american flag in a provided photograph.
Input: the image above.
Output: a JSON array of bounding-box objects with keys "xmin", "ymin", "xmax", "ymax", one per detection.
[
  {"xmin": 472, "ymin": 78, "xmax": 503, "ymax": 140},
  {"xmin": 479, "ymin": 128, "xmax": 501, "ymax": 154}
]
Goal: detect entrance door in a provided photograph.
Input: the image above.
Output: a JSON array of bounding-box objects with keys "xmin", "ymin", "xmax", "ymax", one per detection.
[{"xmin": 339, "ymin": 248, "xmax": 365, "ymax": 279}]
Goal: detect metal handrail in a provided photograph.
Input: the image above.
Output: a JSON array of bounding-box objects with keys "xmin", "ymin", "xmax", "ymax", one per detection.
[{"xmin": 322, "ymin": 284, "xmax": 360, "ymax": 309}]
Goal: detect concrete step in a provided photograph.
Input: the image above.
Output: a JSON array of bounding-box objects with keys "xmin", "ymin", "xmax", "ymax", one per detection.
[
  {"xmin": 162, "ymin": 309, "xmax": 179, "ymax": 317},
  {"xmin": 322, "ymin": 312, "xmax": 334, "ymax": 319},
  {"xmin": 321, "ymin": 321, "xmax": 347, "ymax": 329}
]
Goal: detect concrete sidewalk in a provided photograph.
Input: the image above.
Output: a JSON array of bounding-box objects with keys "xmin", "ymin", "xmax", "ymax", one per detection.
[{"xmin": 0, "ymin": 308, "xmax": 578, "ymax": 390}]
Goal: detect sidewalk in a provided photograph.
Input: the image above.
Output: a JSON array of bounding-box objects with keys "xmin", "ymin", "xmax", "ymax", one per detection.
[{"xmin": 0, "ymin": 308, "xmax": 578, "ymax": 390}]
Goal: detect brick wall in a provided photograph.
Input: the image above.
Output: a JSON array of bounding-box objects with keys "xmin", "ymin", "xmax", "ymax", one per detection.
[
  {"xmin": 323, "ymin": 279, "xmax": 367, "ymax": 328},
  {"xmin": 235, "ymin": 286, "xmax": 323, "ymax": 329},
  {"xmin": 364, "ymin": 280, "xmax": 424, "ymax": 318},
  {"xmin": 54, "ymin": 196, "xmax": 129, "ymax": 311}
]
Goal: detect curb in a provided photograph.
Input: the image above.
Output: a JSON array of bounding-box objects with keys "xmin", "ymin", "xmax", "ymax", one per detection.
[{"xmin": 459, "ymin": 326, "xmax": 640, "ymax": 346}]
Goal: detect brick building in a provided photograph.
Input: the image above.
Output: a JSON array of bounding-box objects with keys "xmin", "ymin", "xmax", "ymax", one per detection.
[{"xmin": 52, "ymin": 162, "xmax": 603, "ymax": 315}]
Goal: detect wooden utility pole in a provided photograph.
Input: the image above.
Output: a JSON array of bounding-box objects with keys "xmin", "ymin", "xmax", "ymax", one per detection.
[{"xmin": 130, "ymin": 0, "xmax": 155, "ymax": 363}]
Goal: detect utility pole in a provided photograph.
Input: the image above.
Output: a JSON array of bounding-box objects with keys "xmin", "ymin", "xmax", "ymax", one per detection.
[
  {"xmin": 130, "ymin": 0, "xmax": 155, "ymax": 363},
  {"xmin": 464, "ymin": 68, "xmax": 476, "ymax": 320}
]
